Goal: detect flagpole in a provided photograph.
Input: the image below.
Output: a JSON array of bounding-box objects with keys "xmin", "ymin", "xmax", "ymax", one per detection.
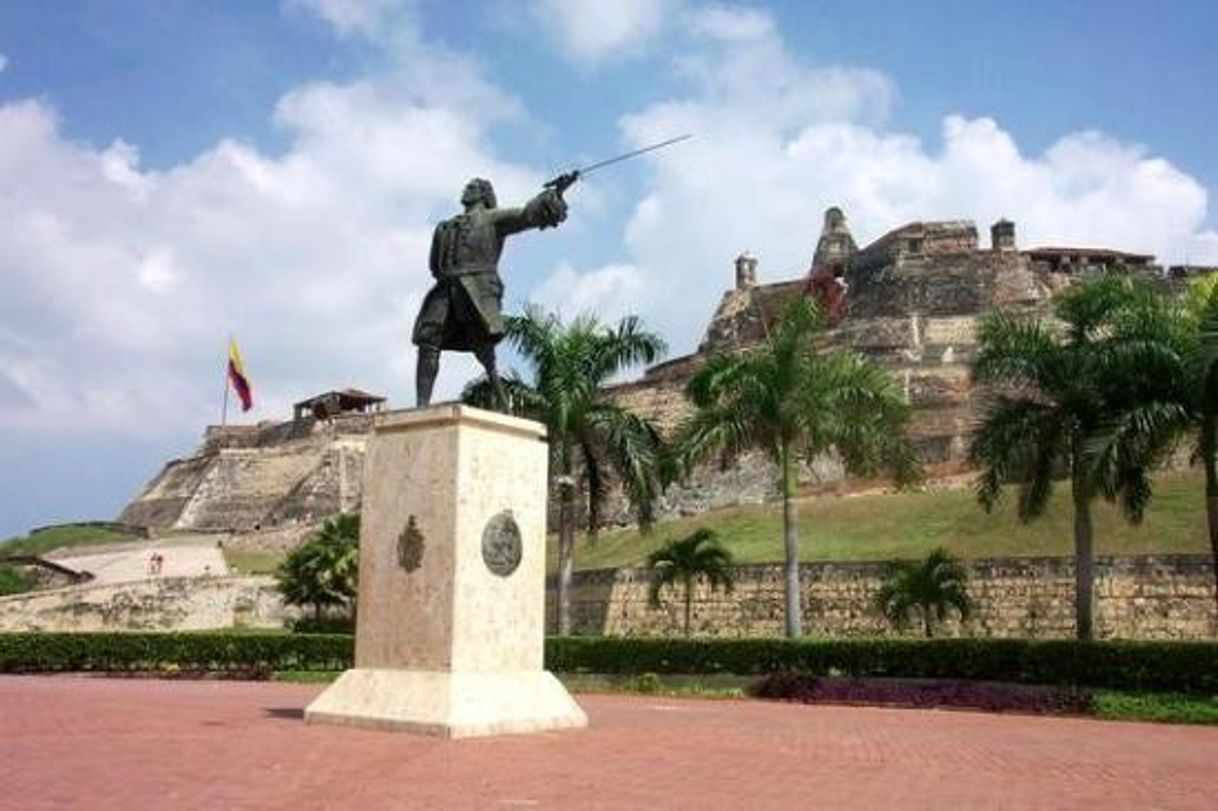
[{"xmin": 221, "ymin": 335, "xmax": 230, "ymax": 428}]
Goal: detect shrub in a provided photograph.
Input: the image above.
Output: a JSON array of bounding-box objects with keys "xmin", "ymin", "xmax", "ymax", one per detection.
[
  {"xmin": 753, "ymin": 672, "xmax": 1095, "ymax": 715},
  {"xmin": 543, "ymin": 637, "xmax": 1218, "ymax": 694},
  {"xmin": 874, "ymin": 547, "xmax": 971, "ymax": 637},
  {"xmin": 276, "ymin": 514, "xmax": 359, "ymax": 621},
  {"xmin": 0, "ymin": 632, "xmax": 353, "ymax": 674},
  {"xmin": 290, "ymin": 616, "xmax": 356, "ymax": 635},
  {"xmin": 631, "ymin": 672, "xmax": 664, "ymax": 694},
  {"xmin": 0, "ymin": 564, "xmax": 35, "ymax": 596},
  {"xmin": 2, "ymin": 634, "xmax": 1216, "ymax": 695}
]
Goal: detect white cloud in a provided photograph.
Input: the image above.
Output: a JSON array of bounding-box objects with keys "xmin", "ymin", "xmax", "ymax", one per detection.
[
  {"xmin": 3, "ymin": 0, "xmax": 1215, "ymax": 447},
  {"xmin": 0, "ymin": 41, "xmax": 539, "ymax": 437},
  {"xmin": 542, "ymin": 12, "xmax": 1218, "ymax": 357},
  {"xmin": 532, "ymin": 261, "xmax": 645, "ymax": 323},
  {"xmin": 683, "ymin": 4, "xmax": 773, "ymax": 41},
  {"xmin": 135, "ymin": 247, "xmax": 182, "ymax": 295},
  {"xmin": 288, "ymin": 0, "xmax": 412, "ymax": 37},
  {"xmin": 529, "ymin": 0, "xmax": 672, "ymax": 64}
]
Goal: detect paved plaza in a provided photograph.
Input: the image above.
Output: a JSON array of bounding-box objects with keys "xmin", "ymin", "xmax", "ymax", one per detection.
[{"xmin": 3, "ymin": 675, "xmax": 1217, "ymax": 810}]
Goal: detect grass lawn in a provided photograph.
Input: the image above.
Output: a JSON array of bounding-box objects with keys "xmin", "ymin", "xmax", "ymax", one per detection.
[
  {"xmin": 222, "ymin": 549, "xmax": 286, "ymax": 575},
  {"xmin": 268, "ymin": 670, "xmax": 1218, "ymax": 724},
  {"xmin": 1093, "ymin": 691, "xmax": 1218, "ymax": 724},
  {"xmin": 0, "ymin": 524, "xmax": 145, "ymax": 558},
  {"xmin": 551, "ymin": 468, "xmax": 1210, "ymax": 572}
]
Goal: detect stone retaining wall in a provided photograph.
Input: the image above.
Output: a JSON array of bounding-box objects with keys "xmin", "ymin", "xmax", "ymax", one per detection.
[
  {"xmin": 553, "ymin": 555, "xmax": 1218, "ymax": 640},
  {"xmin": 0, "ymin": 575, "xmax": 291, "ymax": 632}
]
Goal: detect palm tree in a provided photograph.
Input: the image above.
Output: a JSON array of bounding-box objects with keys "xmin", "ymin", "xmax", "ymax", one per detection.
[
  {"xmin": 1148, "ymin": 276, "xmax": 1218, "ymax": 611},
  {"xmin": 646, "ymin": 528, "xmax": 735, "ymax": 636},
  {"xmin": 970, "ymin": 273, "xmax": 1185, "ymax": 640},
  {"xmin": 874, "ymin": 547, "xmax": 972, "ymax": 638},
  {"xmin": 1185, "ymin": 281, "xmax": 1218, "ymax": 612},
  {"xmin": 276, "ymin": 513, "xmax": 360, "ymax": 621},
  {"xmin": 676, "ymin": 297, "xmax": 918, "ymax": 638},
  {"xmin": 463, "ymin": 308, "xmax": 666, "ymax": 635}
]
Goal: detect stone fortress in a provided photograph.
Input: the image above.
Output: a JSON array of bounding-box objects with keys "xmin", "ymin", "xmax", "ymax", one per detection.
[
  {"xmin": 16, "ymin": 208, "xmax": 1199, "ymax": 639},
  {"xmin": 118, "ymin": 206, "xmax": 1213, "ymax": 535}
]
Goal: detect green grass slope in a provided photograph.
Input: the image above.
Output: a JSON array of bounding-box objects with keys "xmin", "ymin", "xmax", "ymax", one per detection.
[
  {"xmin": 551, "ymin": 469, "xmax": 1209, "ymax": 572},
  {"xmin": 0, "ymin": 524, "xmax": 144, "ymax": 558}
]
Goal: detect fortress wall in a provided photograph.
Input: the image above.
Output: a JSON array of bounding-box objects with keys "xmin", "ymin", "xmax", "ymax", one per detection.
[
  {"xmin": 118, "ymin": 454, "xmax": 215, "ymax": 529},
  {"xmin": 122, "ymin": 427, "xmax": 369, "ymax": 532},
  {"xmin": 599, "ymin": 302, "xmax": 993, "ymax": 526},
  {"xmin": 0, "ymin": 575, "xmax": 291, "ymax": 632},
  {"xmin": 9, "ymin": 555, "xmax": 1212, "ymax": 638},
  {"xmin": 606, "ymin": 374, "xmax": 694, "ymax": 435},
  {"xmin": 174, "ymin": 444, "xmax": 331, "ymax": 530},
  {"xmin": 554, "ymin": 555, "xmax": 1218, "ymax": 641},
  {"xmin": 274, "ymin": 439, "xmax": 366, "ymax": 523}
]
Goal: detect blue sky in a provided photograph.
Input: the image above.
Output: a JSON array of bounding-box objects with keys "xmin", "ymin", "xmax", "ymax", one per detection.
[{"xmin": 1, "ymin": 0, "xmax": 1217, "ymax": 538}]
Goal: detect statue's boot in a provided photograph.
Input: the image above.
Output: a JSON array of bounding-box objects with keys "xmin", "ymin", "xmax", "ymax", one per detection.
[{"xmin": 475, "ymin": 345, "xmax": 508, "ymax": 412}]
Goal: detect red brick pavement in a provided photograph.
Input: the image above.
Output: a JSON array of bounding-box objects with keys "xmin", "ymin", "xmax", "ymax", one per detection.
[{"xmin": 2, "ymin": 675, "xmax": 1217, "ymax": 810}]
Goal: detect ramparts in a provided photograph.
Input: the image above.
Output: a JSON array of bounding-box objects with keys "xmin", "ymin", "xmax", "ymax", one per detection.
[
  {"xmin": 0, "ymin": 575, "xmax": 290, "ymax": 632},
  {"xmin": 554, "ymin": 554, "xmax": 1218, "ymax": 640},
  {"xmin": 120, "ymin": 414, "xmax": 369, "ymax": 532}
]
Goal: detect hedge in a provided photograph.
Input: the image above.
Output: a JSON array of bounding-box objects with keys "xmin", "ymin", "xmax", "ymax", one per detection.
[
  {"xmin": 2, "ymin": 634, "xmax": 1216, "ymax": 694},
  {"xmin": 0, "ymin": 632, "xmax": 352, "ymax": 674},
  {"xmin": 545, "ymin": 637, "xmax": 1218, "ymax": 694}
]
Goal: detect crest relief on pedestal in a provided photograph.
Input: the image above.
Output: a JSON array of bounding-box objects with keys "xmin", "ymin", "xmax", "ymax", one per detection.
[
  {"xmin": 481, "ymin": 510, "xmax": 522, "ymax": 577},
  {"xmin": 397, "ymin": 515, "xmax": 425, "ymax": 572}
]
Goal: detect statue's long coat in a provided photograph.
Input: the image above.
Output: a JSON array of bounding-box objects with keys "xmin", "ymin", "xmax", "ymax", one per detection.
[{"xmin": 412, "ymin": 191, "xmax": 564, "ymax": 352}]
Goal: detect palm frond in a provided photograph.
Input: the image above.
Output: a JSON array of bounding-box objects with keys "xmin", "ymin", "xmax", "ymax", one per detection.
[
  {"xmin": 505, "ymin": 307, "xmax": 560, "ymax": 377},
  {"xmin": 593, "ymin": 314, "xmax": 668, "ymax": 378},
  {"xmin": 874, "ymin": 548, "xmax": 971, "ymax": 635},
  {"xmin": 796, "ymin": 350, "xmax": 919, "ymax": 481},
  {"xmin": 972, "ymin": 311, "xmax": 1060, "ymax": 389},
  {"xmin": 461, "ymin": 372, "xmax": 546, "ymax": 418},
  {"xmin": 671, "ymin": 404, "xmax": 769, "ymax": 476},
  {"xmin": 969, "ymin": 395, "xmax": 1065, "ymax": 516},
  {"xmin": 646, "ymin": 528, "xmax": 735, "ymax": 607},
  {"xmin": 585, "ymin": 403, "xmax": 665, "ymax": 531}
]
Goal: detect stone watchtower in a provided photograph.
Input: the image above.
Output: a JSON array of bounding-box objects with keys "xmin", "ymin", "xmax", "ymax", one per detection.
[
  {"xmin": 812, "ymin": 207, "xmax": 858, "ymax": 271},
  {"xmin": 734, "ymin": 252, "xmax": 758, "ymax": 289},
  {"xmin": 991, "ymin": 219, "xmax": 1016, "ymax": 252}
]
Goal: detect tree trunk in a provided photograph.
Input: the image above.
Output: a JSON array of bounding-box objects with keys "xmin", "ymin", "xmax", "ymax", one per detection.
[
  {"xmin": 555, "ymin": 446, "xmax": 576, "ymax": 636},
  {"xmin": 683, "ymin": 575, "xmax": 693, "ymax": 637},
  {"xmin": 923, "ymin": 607, "xmax": 934, "ymax": 638},
  {"xmin": 1203, "ymin": 418, "xmax": 1218, "ymax": 614},
  {"xmin": 781, "ymin": 441, "xmax": 803, "ymax": 638},
  {"xmin": 1071, "ymin": 469, "xmax": 1095, "ymax": 641}
]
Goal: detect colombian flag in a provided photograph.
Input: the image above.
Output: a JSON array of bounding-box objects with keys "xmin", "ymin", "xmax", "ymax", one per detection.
[{"xmin": 227, "ymin": 338, "xmax": 254, "ymax": 412}]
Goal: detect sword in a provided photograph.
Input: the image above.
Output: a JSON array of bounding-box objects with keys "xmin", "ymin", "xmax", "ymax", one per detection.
[{"xmin": 544, "ymin": 134, "xmax": 692, "ymax": 193}]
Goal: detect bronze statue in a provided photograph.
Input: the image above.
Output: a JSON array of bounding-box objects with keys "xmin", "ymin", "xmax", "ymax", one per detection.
[
  {"xmin": 413, "ymin": 176, "xmax": 572, "ymax": 408},
  {"xmin": 412, "ymin": 136, "xmax": 692, "ymax": 409}
]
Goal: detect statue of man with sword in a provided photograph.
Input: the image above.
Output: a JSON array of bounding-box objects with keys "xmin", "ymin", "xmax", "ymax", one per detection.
[{"xmin": 411, "ymin": 135, "xmax": 690, "ymax": 409}]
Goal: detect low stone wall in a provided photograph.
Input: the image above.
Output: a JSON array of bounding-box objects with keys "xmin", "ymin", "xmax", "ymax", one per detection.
[
  {"xmin": 0, "ymin": 575, "xmax": 292, "ymax": 632},
  {"xmin": 553, "ymin": 555, "xmax": 1218, "ymax": 640}
]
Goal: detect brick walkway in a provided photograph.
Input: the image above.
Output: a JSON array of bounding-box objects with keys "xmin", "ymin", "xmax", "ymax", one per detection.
[{"xmin": 3, "ymin": 676, "xmax": 1217, "ymax": 810}]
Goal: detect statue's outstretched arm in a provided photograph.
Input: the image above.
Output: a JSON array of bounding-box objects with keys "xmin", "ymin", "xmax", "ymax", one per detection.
[{"xmin": 494, "ymin": 189, "xmax": 568, "ymax": 236}]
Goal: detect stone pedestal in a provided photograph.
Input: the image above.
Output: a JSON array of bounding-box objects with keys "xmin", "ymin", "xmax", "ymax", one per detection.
[{"xmin": 305, "ymin": 404, "xmax": 586, "ymax": 738}]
